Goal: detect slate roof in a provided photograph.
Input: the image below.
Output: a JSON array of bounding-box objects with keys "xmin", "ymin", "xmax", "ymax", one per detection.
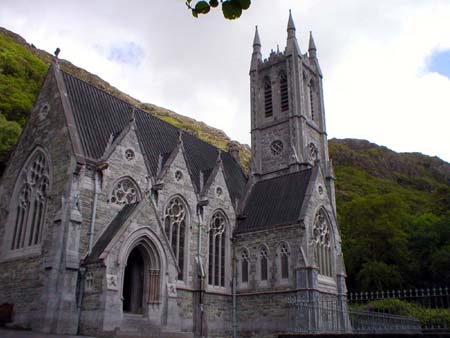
[
  {"xmin": 235, "ymin": 169, "xmax": 312, "ymax": 234},
  {"xmin": 86, "ymin": 202, "xmax": 139, "ymax": 262},
  {"xmin": 61, "ymin": 71, "xmax": 247, "ymax": 202}
]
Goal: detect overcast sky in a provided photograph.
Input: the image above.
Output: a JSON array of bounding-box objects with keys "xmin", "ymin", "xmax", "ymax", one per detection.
[{"xmin": 1, "ymin": 0, "xmax": 450, "ymax": 162}]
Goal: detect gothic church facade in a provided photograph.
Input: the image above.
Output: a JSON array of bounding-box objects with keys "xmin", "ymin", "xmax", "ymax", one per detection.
[{"xmin": 0, "ymin": 14, "xmax": 347, "ymax": 337}]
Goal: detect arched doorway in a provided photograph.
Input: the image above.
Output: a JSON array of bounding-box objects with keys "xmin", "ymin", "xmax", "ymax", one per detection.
[{"xmin": 123, "ymin": 247, "xmax": 145, "ymax": 313}]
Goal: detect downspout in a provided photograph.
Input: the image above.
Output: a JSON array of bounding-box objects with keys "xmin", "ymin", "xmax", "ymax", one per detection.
[
  {"xmin": 197, "ymin": 206, "xmax": 203, "ymax": 337},
  {"xmin": 88, "ymin": 169, "xmax": 100, "ymax": 254},
  {"xmin": 232, "ymin": 237, "xmax": 237, "ymax": 338},
  {"xmin": 77, "ymin": 164, "xmax": 104, "ymax": 334},
  {"xmin": 197, "ymin": 201, "xmax": 208, "ymax": 338}
]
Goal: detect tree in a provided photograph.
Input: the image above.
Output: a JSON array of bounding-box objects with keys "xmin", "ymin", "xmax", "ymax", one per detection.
[
  {"xmin": 340, "ymin": 193, "xmax": 412, "ymax": 289},
  {"xmin": 185, "ymin": 0, "xmax": 251, "ymax": 19},
  {"xmin": 0, "ymin": 114, "xmax": 21, "ymax": 162}
]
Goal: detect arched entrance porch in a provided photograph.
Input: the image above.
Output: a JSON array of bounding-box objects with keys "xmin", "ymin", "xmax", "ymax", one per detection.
[{"xmin": 122, "ymin": 240, "xmax": 161, "ymax": 315}]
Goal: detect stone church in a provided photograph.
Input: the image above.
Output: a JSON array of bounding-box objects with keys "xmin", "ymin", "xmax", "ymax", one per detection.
[{"xmin": 0, "ymin": 13, "xmax": 348, "ymax": 338}]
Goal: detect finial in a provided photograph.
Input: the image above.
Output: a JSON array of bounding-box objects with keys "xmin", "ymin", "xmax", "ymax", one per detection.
[
  {"xmin": 287, "ymin": 9, "xmax": 296, "ymax": 33},
  {"xmin": 129, "ymin": 107, "xmax": 136, "ymax": 122},
  {"xmin": 253, "ymin": 25, "xmax": 261, "ymax": 47},
  {"xmin": 309, "ymin": 31, "xmax": 317, "ymax": 53},
  {"xmin": 286, "ymin": 10, "xmax": 300, "ymax": 55},
  {"xmin": 216, "ymin": 149, "xmax": 222, "ymax": 164},
  {"xmin": 54, "ymin": 47, "xmax": 61, "ymax": 59}
]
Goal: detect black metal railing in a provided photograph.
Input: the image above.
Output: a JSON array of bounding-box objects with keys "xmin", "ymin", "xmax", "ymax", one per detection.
[
  {"xmin": 286, "ymin": 298, "xmax": 421, "ymax": 334},
  {"xmin": 349, "ymin": 287, "xmax": 450, "ymax": 332}
]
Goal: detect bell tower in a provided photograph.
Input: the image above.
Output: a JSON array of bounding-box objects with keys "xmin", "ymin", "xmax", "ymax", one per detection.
[{"xmin": 250, "ymin": 11, "xmax": 332, "ymax": 188}]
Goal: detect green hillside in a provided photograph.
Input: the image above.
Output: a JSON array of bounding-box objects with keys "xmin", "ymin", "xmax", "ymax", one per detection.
[{"xmin": 1, "ymin": 27, "xmax": 449, "ymax": 291}]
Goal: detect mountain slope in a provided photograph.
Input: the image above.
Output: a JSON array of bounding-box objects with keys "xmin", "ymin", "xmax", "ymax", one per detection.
[
  {"xmin": 1, "ymin": 27, "xmax": 449, "ymax": 290},
  {"xmin": 0, "ymin": 27, "xmax": 251, "ymax": 171}
]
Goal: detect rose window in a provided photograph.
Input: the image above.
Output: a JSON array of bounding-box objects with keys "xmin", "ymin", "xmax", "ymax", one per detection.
[
  {"xmin": 110, "ymin": 178, "xmax": 139, "ymax": 205},
  {"xmin": 216, "ymin": 187, "xmax": 223, "ymax": 197},
  {"xmin": 125, "ymin": 149, "xmax": 135, "ymax": 161},
  {"xmin": 175, "ymin": 170, "xmax": 183, "ymax": 181}
]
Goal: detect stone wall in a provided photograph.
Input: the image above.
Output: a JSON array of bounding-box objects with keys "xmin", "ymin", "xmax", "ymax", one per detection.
[{"xmin": 0, "ymin": 66, "xmax": 75, "ymax": 332}]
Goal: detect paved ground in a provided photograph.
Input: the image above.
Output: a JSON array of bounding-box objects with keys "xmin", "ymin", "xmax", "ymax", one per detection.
[{"xmin": 0, "ymin": 328, "xmax": 99, "ymax": 338}]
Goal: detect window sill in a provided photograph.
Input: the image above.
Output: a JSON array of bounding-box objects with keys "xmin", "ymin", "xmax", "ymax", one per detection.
[
  {"xmin": 318, "ymin": 275, "xmax": 337, "ymax": 293},
  {"xmin": 0, "ymin": 245, "xmax": 42, "ymax": 263},
  {"xmin": 205, "ymin": 285, "xmax": 230, "ymax": 295}
]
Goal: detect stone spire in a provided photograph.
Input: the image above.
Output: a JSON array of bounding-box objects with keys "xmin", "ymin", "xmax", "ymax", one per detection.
[
  {"xmin": 250, "ymin": 25, "xmax": 262, "ymax": 71},
  {"xmin": 308, "ymin": 31, "xmax": 317, "ymax": 57},
  {"xmin": 287, "ymin": 9, "xmax": 296, "ymax": 38},
  {"xmin": 286, "ymin": 10, "xmax": 300, "ymax": 55},
  {"xmin": 253, "ymin": 25, "xmax": 261, "ymax": 48},
  {"xmin": 308, "ymin": 31, "xmax": 322, "ymax": 76}
]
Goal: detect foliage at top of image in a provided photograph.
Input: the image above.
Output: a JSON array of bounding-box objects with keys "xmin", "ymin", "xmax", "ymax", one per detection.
[{"xmin": 186, "ymin": 0, "xmax": 251, "ymax": 19}]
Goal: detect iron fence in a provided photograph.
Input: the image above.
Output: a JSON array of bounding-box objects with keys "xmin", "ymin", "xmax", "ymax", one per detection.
[
  {"xmin": 286, "ymin": 298, "xmax": 421, "ymax": 334},
  {"xmin": 348, "ymin": 287, "xmax": 450, "ymax": 332}
]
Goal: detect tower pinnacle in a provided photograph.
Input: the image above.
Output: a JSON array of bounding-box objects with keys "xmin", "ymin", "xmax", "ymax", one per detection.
[
  {"xmin": 250, "ymin": 25, "xmax": 262, "ymax": 71},
  {"xmin": 253, "ymin": 25, "xmax": 261, "ymax": 47},
  {"xmin": 308, "ymin": 31, "xmax": 317, "ymax": 56},
  {"xmin": 286, "ymin": 10, "xmax": 300, "ymax": 55},
  {"xmin": 287, "ymin": 9, "xmax": 296, "ymax": 37}
]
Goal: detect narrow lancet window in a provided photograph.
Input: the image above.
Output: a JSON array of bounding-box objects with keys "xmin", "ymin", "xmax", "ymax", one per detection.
[
  {"xmin": 264, "ymin": 77, "xmax": 273, "ymax": 117},
  {"xmin": 309, "ymin": 80, "xmax": 315, "ymax": 121},
  {"xmin": 241, "ymin": 249, "xmax": 249, "ymax": 283},
  {"xmin": 280, "ymin": 243, "xmax": 290, "ymax": 279},
  {"xmin": 280, "ymin": 72, "xmax": 289, "ymax": 112},
  {"xmin": 260, "ymin": 246, "xmax": 268, "ymax": 281}
]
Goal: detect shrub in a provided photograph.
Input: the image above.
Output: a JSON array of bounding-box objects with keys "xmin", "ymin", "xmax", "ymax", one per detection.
[{"xmin": 358, "ymin": 298, "xmax": 450, "ymax": 328}]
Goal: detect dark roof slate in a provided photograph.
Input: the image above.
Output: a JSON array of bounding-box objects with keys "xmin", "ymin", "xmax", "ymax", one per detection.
[
  {"xmin": 61, "ymin": 71, "xmax": 246, "ymax": 202},
  {"xmin": 235, "ymin": 169, "xmax": 312, "ymax": 234},
  {"xmin": 86, "ymin": 202, "xmax": 139, "ymax": 262}
]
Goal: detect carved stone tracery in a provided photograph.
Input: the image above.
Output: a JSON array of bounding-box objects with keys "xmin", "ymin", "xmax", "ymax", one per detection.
[{"xmin": 111, "ymin": 178, "xmax": 139, "ymax": 205}]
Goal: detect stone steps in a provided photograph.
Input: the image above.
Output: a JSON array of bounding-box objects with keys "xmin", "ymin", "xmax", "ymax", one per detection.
[
  {"xmin": 115, "ymin": 314, "xmax": 193, "ymax": 338},
  {"xmin": 115, "ymin": 330, "xmax": 193, "ymax": 338}
]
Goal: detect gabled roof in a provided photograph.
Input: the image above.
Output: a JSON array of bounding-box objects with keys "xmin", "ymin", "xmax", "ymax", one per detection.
[
  {"xmin": 61, "ymin": 71, "xmax": 246, "ymax": 202},
  {"xmin": 86, "ymin": 202, "xmax": 140, "ymax": 262},
  {"xmin": 235, "ymin": 168, "xmax": 312, "ymax": 234}
]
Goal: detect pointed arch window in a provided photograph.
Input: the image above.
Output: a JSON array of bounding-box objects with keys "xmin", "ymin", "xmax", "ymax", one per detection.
[
  {"xmin": 264, "ymin": 77, "xmax": 273, "ymax": 118},
  {"xmin": 312, "ymin": 209, "xmax": 333, "ymax": 277},
  {"xmin": 280, "ymin": 72, "xmax": 289, "ymax": 112},
  {"xmin": 279, "ymin": 243, "xmax": 290, "ymax": 280},
  {"xmin": 10, "ymin": 149, "xmax": 50, "ymax": 251},
  {"xmin": 260, "ymin": 246, "xmax": 269, "ymax": 281},
  {"xmin": 241, "ymin": 248, "xmax": 249, "ymax": 283},
  {"xmin": 208, "ymin": 211, "xmax": 227, "ymax": 287},
  {"xmin": 164, "ymin": 197, "xmax": 188, "ymax": 280}
]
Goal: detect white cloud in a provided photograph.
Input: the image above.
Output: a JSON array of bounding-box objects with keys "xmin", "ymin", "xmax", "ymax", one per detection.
[{"xmin": 1, "ymin": 0, "xmax": 449, "ymax": 162}]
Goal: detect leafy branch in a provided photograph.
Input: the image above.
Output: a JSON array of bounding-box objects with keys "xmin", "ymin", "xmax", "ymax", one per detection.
[{"xmin": 185, "ymin": 0, "xmax": 251, "ymax": 20}]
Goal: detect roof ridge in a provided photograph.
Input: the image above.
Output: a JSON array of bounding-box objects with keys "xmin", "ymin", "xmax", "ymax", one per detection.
[{"xmin": 257, "ymin": 168, "xmax": 312, "ymax": 183}]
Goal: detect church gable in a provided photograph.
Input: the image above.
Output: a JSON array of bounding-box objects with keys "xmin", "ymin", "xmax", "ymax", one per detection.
[
  {"xmin": 297, "ymin": 164, "xmax": 343, "ymax": 292},
  {"xmin": 0, "ymin": 63, "xmax": 79, "ymax": 260}
]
